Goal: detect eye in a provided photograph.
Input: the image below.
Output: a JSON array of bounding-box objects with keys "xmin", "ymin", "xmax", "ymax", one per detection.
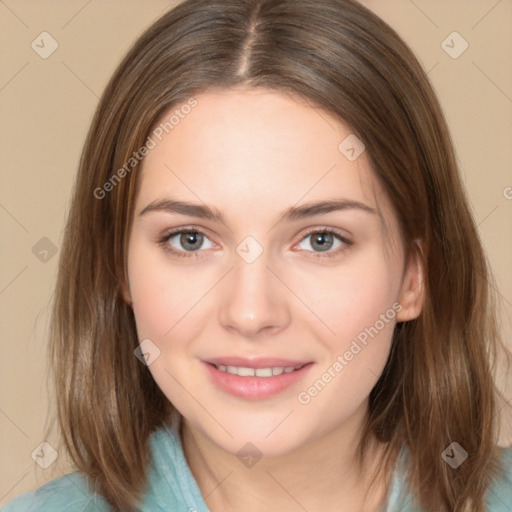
[
  {"xmin": 158, "ymin": 226, "xmax": 352, "ymax": 260},
  {"xmin": 158, "ymin": 228, "xmax": 215, "ymax": 258},
  {"xmin": 296, "ymin": 229, "xmax": 352, "ymax": 258}
]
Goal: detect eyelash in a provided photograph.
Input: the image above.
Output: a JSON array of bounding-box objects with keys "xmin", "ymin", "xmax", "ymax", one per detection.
[{"xmin": 157, "ymin": 226, "xmax": 353, "ymax": 260}]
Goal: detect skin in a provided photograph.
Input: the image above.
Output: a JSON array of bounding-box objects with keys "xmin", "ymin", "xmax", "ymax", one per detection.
[{"xmin": 123, "ymin": 87, "xmax": 424, "ymax": 511}]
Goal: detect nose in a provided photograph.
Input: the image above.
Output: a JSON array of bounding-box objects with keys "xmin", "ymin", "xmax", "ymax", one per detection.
[{"xmin": 217, "ymin": 249, "xmax": 291, "ymax": 339}]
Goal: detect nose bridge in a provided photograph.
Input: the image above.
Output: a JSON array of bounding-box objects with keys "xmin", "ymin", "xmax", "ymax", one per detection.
[
  {"xmin": 232, "ymin": 247, "xmax": 271, "ymax": 299},
  {"xmin": 217, "ymin": 242, "xmax": 289, "ymax": 336}
]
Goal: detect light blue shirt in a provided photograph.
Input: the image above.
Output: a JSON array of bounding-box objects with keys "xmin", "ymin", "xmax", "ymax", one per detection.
[{"xmin": 3, "ymin": 415, "xmax": 512, "ymax": 511}]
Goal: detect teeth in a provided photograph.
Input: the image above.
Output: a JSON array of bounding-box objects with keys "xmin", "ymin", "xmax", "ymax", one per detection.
[{"xmin": 214, "ymin": 364, "xmax": 303, "ymax": 377}]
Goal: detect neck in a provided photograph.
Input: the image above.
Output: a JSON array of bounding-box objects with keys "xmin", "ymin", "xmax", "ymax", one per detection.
[{"xmin": 180, "ymin": 403, "xmax": 393, "ymax": 512}]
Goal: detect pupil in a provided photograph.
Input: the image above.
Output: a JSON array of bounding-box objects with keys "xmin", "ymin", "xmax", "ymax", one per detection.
[
  {"xmin": 314, "ymin": 233, "xmax": 332, "ymax": 252},
  {"xmin": 182, "ymin": 232, "xmax": 202, "ymax": 251}
]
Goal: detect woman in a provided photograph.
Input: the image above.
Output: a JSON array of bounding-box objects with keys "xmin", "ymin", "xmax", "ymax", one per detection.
[{"xmin": 4, "ymin": 0, "xmax": 511, "ymax": 510}]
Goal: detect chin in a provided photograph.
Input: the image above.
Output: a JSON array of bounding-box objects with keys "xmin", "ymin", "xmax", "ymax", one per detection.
[{"xmin": 196, "ymin": 411, "xmax": 311, "ymax": 458}]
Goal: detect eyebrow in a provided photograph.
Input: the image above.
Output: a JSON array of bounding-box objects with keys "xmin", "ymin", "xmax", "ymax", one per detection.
[{"xmin": 139, "ymin": 197, "xmax": 377, "ymax": 223}]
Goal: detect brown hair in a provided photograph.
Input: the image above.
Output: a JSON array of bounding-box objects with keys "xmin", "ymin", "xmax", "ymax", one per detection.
[{"xmin": 44, "ymin": 0, "xmax": 511, "ymax": 510}]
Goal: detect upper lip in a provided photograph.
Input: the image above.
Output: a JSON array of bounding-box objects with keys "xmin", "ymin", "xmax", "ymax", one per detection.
[{"xmin": 204, "ymin": 357, "xmax": 311, "ymax": 369}]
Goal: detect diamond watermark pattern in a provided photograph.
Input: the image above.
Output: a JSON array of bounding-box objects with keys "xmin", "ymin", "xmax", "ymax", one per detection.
[
  {"xmin": 338, "ymin": 134, "xmax": 365, "ymax": 161},
  {"xmin": 236, "ymin": 236, "xmax": 263, "ymax": 264},
  {"xmin": 441, "ymin": 31, "xmax": 468, "ymax": 59},
  {"xmin": 31, "ymin": 32, "xmax": 59, "ymax": 59},
  {"xmin": 134, "ymin": 338, "xmax": 161, "ymax": 366},
  {"xmin": 32, "ymin": 237, "xmax": 58, "ymax": 263},
  {"xmin": 441, "ymin": 442, "xmax": 468, "ymax": 468},
  {"xmin": 31, "ymin": 441, "xmax": 58, "ymax": 469},
  {"xmin": 237, "ymin": 442, "xmax": 263, "ymax": 468}
]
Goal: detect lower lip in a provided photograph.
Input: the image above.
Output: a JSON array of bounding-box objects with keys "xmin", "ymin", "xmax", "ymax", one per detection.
[{"xmin": 202, "ymin": 361, "xmax": 314, "ymax": 400}]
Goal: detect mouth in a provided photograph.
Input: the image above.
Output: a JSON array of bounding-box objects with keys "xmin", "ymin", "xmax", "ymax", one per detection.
[
  {"xmin": 209, "ymin": 362, "xmax": 307, "ymax": 378},
  {"xmin": 202, "ymin": 358, "xmax": 314, "ymax": 400}
]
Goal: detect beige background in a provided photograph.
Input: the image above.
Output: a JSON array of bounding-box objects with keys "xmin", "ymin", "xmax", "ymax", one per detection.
[{"xmin": 1, "ymin": 0, "xmax": 511, "ymax": 505}]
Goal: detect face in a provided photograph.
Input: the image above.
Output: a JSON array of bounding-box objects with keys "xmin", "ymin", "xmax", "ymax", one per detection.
[{"xmin": 124, "ymin": 87, "xmax": 422, "ymax": 457}]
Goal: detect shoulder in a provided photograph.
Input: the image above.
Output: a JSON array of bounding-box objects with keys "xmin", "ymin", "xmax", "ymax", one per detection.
[
  {"xmin": 486, "ymin": 444, "xmax": 512, "ymax": 511},
  {"xmin": 387, "ymin": 444, "xmax": 512, "ymax": 512},
  {"xmin": 1, "ymin": 472, "xmax": 112, "ymax": 512}
]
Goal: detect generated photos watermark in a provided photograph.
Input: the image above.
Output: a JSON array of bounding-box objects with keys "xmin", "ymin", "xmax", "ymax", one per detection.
[
  {"xmin": 297, "ymin": 301, "xmax": 403, "ymax": 405},
  {"xmin": 93, "ymin": 97, "xmax": 198, "ymax": 200}
]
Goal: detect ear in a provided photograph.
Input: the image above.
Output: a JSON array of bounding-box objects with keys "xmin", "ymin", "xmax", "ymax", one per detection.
[
  {"xmin": 396, "ymin": 240, "xmax": 424, "ymax": 322},
  {"xmin": 120, "ymin": 276, "xmax": 133, "ymax": 306}
]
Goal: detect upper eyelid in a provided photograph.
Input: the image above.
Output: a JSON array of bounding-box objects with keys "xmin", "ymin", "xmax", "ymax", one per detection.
[{"xmin": 161, "ymin": 225, "xmax": 351, "ymax": 248}]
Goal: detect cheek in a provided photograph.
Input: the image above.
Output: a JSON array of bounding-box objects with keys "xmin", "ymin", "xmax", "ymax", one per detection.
[
  {"xmin": 129, "ymin": 261, "xmax": 173, "ymax": 339},
  {"xmin": 127, "ymin": 239, "xmax": 206, "ymax": 340},
  {"xmin": 294, "ymin": 249, "xmax": 401, "ymax": 413},
  {"xmin": 306, "ymin": 248, "xmax": 401, "ymax": 345},
  {"xmin": 309, "ymin": 256, "xmax": 399, "ymax": 382},
  {"xmin": 127, "ymin": 243, "xmax": 205, "ymax": 411}
]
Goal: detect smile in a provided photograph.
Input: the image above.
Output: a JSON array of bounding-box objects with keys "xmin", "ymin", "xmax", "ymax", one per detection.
[
  {"xmin": 203, "ymin": 361, "xmax": 314, "ymax": 400},
  {"xmin": 213, "ymin": 363, "xmax": 306, "ymax": 377}
]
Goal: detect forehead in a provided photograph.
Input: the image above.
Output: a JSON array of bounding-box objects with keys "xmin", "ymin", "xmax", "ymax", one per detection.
[{"xmin": 136, "ymin": 87, "xmax": 385, "ymax": 219}]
